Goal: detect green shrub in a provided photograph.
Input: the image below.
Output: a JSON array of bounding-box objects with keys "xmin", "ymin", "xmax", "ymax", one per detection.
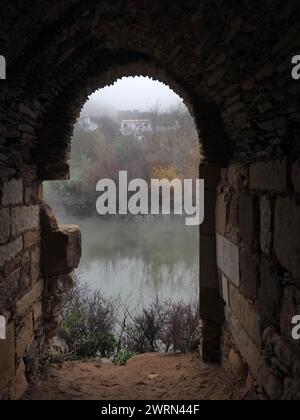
[
  {"xmin": 61, "ymin": 286, "xmax": 118, "ymax": 360},
  {"xmin": 115, "ymin": 349, "xmax": 137, "ymax": 366}
]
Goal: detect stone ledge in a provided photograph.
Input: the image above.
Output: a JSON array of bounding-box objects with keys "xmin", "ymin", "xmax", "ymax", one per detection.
[{"xmin": 42, "ymin": 225, "xmax": 81, "ymax": 276}]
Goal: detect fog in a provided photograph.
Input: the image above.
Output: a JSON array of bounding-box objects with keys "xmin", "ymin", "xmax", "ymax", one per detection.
[
  {"xmin": 45, "ymin": 74, "xmax": 199, "ymax": 317},
  {"xmin": 81, "ymin": 76, "xmax": 183, "ymax": 117}
]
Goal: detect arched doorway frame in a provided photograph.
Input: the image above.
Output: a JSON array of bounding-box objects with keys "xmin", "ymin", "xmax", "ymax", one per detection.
[{"xmin": 36, "ymin": 56, "xmax": 230, "ymax": 362}]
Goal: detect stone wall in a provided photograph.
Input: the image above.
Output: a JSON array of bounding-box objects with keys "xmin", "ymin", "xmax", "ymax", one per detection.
[
  {"xmin": 0, "ymin": 0, "xmax": 300, "ymax": 399},
  {"xmin": 217, "ymin": 159, "xmax": 300, "ymax": 399},
  {"xmin": 0, "ymin": 175, "xmax": 81, "ymax": 399}
]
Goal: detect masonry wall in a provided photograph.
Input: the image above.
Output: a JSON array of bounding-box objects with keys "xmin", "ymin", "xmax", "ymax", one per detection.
[
  {"xmin": 0, "ymin": 174, "xmax": 81, "ymax": 399},
  {"xmin": 217, "ymin": 159, "xmax": 300, "ymax": 399},
  {"xmin": 1, "ymin": 0, "xmax": 300, "ymax": 400}
]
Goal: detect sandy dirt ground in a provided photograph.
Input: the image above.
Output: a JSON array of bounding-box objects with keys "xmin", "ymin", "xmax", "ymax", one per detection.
[{"xmin": 25, "ymin": 353, "xmax": 243, "ymax": 401}]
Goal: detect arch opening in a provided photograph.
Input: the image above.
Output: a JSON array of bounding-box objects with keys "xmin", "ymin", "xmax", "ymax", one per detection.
[
  {"xmin": 32, "ymin": 57, "xmax": 230, "ymax": 183},
  {"xmin": 43, "ymin": 76, "xmax": 206, "ymax": 362}
]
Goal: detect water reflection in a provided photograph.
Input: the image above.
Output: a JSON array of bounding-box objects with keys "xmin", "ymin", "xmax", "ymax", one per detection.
[{"xmin": 57, "ymin": 215, "xmax": 199, "ymax": 307}]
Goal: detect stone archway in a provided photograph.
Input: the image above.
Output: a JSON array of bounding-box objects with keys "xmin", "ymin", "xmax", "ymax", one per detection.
[
  {"xmin": 1, "ymin": 1, "xmax": 300, "ymax": 400},
  {"xmin": 37, "ymin": 63, "xmax": 227, "ymax": 363}
]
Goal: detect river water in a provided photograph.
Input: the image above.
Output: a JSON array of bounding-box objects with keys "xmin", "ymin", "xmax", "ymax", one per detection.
[{"xmin": 54, "ymin": 213, "xmax": 199, "ymax": 308}]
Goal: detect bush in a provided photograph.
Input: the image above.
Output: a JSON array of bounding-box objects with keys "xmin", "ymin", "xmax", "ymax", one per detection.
[
  {"xmin": 59, "ymin": 283, "xmax": 199, "ymax": 362},
  {"xmin": 120, "ymin": 297, "xmax": 199, "ymax": 354},
  {"xmin": 115, "ymin": 349, "xmax": 137, "ymax": 366},
  {"xmin": 61, "ymin": 284, "xmax": 118, "ymax": 360}
]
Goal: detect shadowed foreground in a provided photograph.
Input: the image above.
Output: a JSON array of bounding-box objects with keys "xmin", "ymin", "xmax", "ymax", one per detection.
[{"xmin": 25, "ymin": 353, "xmax": 243, "ymax": 401}]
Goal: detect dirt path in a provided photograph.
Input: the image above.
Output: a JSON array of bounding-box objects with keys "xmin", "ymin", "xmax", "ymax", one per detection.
[{"xmin": 25, "ymin": 353, "xmax": 243, "ymax": 401}]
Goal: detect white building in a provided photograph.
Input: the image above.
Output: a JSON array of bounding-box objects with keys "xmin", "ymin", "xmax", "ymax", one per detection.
[
  {"xmin": 77, "ymin": 117, "xmax": 98, "ymax": 132},
  {"xmin": 120, "ymin": 119, "xmax": 152, "ymax": 138}
]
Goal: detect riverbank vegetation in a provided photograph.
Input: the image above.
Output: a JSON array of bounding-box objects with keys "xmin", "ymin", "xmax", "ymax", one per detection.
[
  {"xmin": 44, "ymin": 105, "xmax": 200, "ymax": 217},
  {"xmin": 57, "ymin": 281, "xmax": 199, "ymax": 364}
]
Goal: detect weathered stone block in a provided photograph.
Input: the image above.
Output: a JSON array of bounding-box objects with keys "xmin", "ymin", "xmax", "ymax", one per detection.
[
  {"xmin": 20, "ymin": 251, "xmax": 30, "ymax": 288},
  {"xmin": 11, "ymin": 206, "xmax": 40, "ymax": 236},
  {"xmin": 217, "ymin": 234, "xmax": 240, "ymax": 287},
  {"xmin": 0, "ymin": 322, "xmax": 15, "ymax": 397},
  {"xmin": 275, "ymin": 197, "xmax": 300, "ymax": 278},
  {"xmin": 228, "ymin": 348, "xmax": 245, "ymax": 377},
  {"xmin": 10, "ymin": 360, "xmax": 28, "ymax": 400},
  {"xmin": 33, "ymin": 301, "xmax": 43, "ymax": 323},
  {"xmin": 2, "ymin": 179, "xmax": 23, "ymax": 206},
  {"xmin": 0, "ymin": 237, "xmax": 23, "ymax": 267},
  {"xmin": 40, "ymin": 203, "xmax": 59, "ymax": 231},
  {"xmin": 258, "ymin": 363, "xmax": 283, "ymax": 400},
  {"xmin": 42, "ymin": 224, "xmax": 81, "ymax": 276},
  {"xmin": 239, "ymin": 193, "xmax": 257, "ymax": 250},
  {"xmin": 227, "ymin": 195, "xmax": 239, "ymax": 230},
  {"xmin": 45, "ymin": 313, "xmax": 63, "ymax": 340},
  {"xmin": 227, "ymin": 163, "xmax": 248, "ymax": 190},
  {"xmin": 249, "ymin": 159, "xmax": 287, "ymax": 192},
  {"xmin": 292, "ymin": 159, "xmax": 300, "ymax": 194},
  {"xmin": 283, "ymin": 377, "xmax": 300, "ymax": 400},
  {"xmin": 222, "ymin": 274, "xmax": 229, "ymax": 305},
  {"xmin": 243, "ymin": 301, "xmax": 261, "ymax": 347},
  {"xmin": 25, "ymin": 183, "xmax": 43, "ymax": 205},
  {"xmin": 229, "ymin": 284, "xmax": 261, "ymax": 346},
  {"xmin": 16, "ymin": 312, "xmax": 34, "ymax": 358},
  {"xmin": 216, "ymin": 192, "xmax": 227, "ymax": 236},
  {"xmin": 0, "ymin": 269, "xmax": 20, "ymax": 311},
  {"xmin": 260, "ymin": 197, "xmax": 272, "ymax": 255},
  {"xmin": 30, "ymin": 247, "xmax": 40, "ymax": 283},
  {"xmin": 0, "ymin": 208, "xmax": 10, "ymax": 244},
  {"xmin": 240, "ymin": 250, "xmax": 258, "ymax": 301},
  {"xmin": 16, "ymin": 280, "xmax": 44, "ymax": 317},
  {"xmin": 23, "ymin": 229, "xmax": 40, "ymax": 249},
  {"xmin": 225, "ymin": 307, "xmax": 260, "ymax": 377},
  {"xmin": 258, "ymin": 260, "xmax": 282, "ymax": 329},
  {"xmin": 257, "ymin": 117, "xmax": 287, "ymax": 132},
  {"xmin": 262, "ymin": 328, "xmax": 293, "ymax": 377}
]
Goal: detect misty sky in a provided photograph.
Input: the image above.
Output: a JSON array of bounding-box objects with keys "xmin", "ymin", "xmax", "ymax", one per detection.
[{"xmin": 84, "ymin": 76, "xmax": 183, "ymax": 112}]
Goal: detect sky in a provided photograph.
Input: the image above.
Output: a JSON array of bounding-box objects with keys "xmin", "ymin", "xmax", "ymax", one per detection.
[{"xmin": 82, "ymin": 76, "xmax": 183, "ymax": 115}]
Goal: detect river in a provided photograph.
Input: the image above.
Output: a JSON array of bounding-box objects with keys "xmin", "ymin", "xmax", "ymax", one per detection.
[{"xmin": 53, "ymin": 213, "xmax": 199, "ymax": 309}]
